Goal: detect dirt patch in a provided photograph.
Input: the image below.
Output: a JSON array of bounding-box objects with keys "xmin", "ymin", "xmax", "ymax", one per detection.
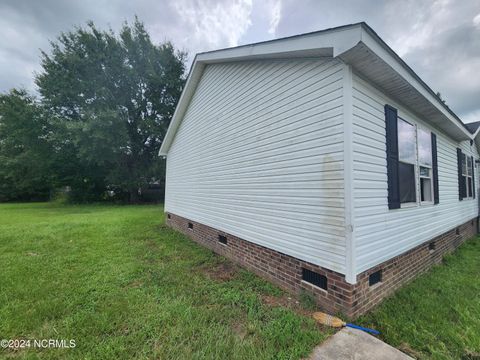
[
  {"xmin": 145, "ymin": 239, "xmax": 159, "ymax": 250},
  {"xmin": 232, "ymin": 321, "xmax": 248, "ymax": 340},
  {"xmin": 201, "ymin": 262, "xmax": 238, "ymax": 282},
  {"xmin": 261, "ymin": 294, "xmax": 312, "ymax": 317},
  {"xmin": 262, "ymin": 294, "xmax": 297, "ymax": 308},
  {"xmin": 126, "ymin": 279, "xmax": 144, "ymax": 288},
  {"xmin": 156, "ymin": 224, "xmax": 170, "ymax": 232},
  {"xmin": 462, "ymin": 350, "xmax": 480, "ymax": 360}
]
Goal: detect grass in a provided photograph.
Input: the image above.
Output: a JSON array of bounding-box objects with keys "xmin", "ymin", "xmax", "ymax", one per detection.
[
  {"xmin": 3, "ymin": 203, "xmax": 479, "ymax": 359},
  {"xmin": 0, "ymin": 203, "xmax": 330, "ymax": 359},
  {"xmin": 358, "ymin": 236, "xmax": 480, "ymax": 360}
]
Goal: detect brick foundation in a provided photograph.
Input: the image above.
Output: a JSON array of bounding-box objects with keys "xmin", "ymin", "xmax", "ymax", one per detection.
[{"xmin": 166, "ymin": 212, "xmax": 478, "ymax": 318}]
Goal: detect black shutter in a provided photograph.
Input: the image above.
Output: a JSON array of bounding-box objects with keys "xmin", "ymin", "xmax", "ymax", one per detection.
[
  {"xmin": 457, "ymin": 148, "xmax": 464, "ymax": 201},
  {"xmin": 385, "ymin": 105, "xmax": 400, "ymax": 209},
  {"xmin": 431, "ymin": 133, "xmax": 439, "ymax": 204},
  {"xmin": 472, "ymin": 156, "xmax": 475, "ymax": 199}
]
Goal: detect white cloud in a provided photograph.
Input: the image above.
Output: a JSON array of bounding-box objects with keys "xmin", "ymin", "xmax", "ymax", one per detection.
[
  {"xmin": 388, "ymin": 0, "xmax": 453, "ymax": 57},
  {"xmin": 474, "ymin": 12, "xmax": 480, "ymax": 27},
  {"xmin": 462, "ymin": 109, "xmax": 480, "ymax": 124},
  {"xmin": 268, "ymin": 0, "xmax": 282, "ymax": 35},
  {"xmin": 171, "ymin": 0, "xmax": 253, "ymax": 53},
  {"xmin": 0, "ymin": 9, "xmax": 47, "ymax": 92},
  {"xmin": 1, "ymin": 0, "xmax": 479, "ymax": 122}
]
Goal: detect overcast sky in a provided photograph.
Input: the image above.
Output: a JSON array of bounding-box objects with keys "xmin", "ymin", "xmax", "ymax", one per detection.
[{"xmin": 1, "ymin": 0, "xmax": 480, "ymax": 122}]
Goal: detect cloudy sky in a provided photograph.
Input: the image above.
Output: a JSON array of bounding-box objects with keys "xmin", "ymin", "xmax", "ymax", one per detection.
[{"xmin": 1, "ymin": 0, "xmax": 480, "ymax": 122}]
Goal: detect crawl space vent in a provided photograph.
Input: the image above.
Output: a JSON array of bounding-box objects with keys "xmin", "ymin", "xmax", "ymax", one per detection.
[
  {"xmin": 369, "ymin": 270, "xmax": 382, "ymax": 286},
  {"xmin": 188, "ymin": 222, "xmax": 193, "ymax": 230},
  {"xmin": 302, "ymin": 268, "xmax": 327, "ymax": 290},
  {"xmin": 218, "ymin": 235, "xmax": 227, "ymax": 245}
]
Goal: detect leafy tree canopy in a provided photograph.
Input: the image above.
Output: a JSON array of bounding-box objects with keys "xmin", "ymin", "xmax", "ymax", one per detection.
[
  {"xmin": 0, "ymin": 89, "xmax": 54, "ymax": 201},
  {"xmin": 35, "ymin": 17, "xmax": 186, "ymax": 202}
]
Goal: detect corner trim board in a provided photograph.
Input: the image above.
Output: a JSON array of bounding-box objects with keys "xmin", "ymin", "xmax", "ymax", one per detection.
[{"xmin": 343, "ymin": 64, "xmax": 356, "ymax": 284}]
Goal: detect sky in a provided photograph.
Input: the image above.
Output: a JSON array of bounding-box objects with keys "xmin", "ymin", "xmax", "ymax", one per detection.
[{"xmin": 1, "ymin": 0, "xmax": 480, "ymax": 122}]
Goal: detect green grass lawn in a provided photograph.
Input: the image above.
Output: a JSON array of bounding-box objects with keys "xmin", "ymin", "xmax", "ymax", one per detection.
[
  {"xmin": 2, "ymin": 203, "xmax": 480, "ymax": 360},
  {"xmin": 0, "ymin": 203, "xmax": 330, "ymax": 359},
  {"xmin": 358, "ymin": 236, "xmax": 480, "ymax": 360}
]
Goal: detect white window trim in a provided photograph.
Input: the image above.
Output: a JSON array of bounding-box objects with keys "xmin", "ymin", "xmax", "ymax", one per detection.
[
  {"xmin": 398, "ymin": 118, "xmax": 418, "ymax": 208},
  {"xmin": 462, "ymin": 154, "xmax": 474, "ymax": 200},
  {"xmin": 398, "ymin": 119, "xmax": 435, "ymax": 208},
  {"xmin": 417, "ymin": 127, "xmax": 434, "ymax": 205}
]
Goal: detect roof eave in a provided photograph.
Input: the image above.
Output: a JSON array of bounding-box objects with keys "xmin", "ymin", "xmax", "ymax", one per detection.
[
  {"xmin": 356, "ymin": 25, "xmax": 472, "ymax": 141},
  {"xmin": 159, "ymin": 58, "xmax": 205, "ymax": 156}
]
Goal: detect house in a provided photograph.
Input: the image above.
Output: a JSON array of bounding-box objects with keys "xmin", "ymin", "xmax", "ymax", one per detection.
[{"xmin": 159, "ymin": 22, "xmax": 479, "ymax": 317}]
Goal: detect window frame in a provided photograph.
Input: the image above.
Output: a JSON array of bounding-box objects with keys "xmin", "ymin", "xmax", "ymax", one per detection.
[
  {"xmin": 397, "ymin": 117, "xmax": 418, "ymax": 207},
  {"xmin": 417, "ymin": 127, "xmax": 434, "ymax": 205},
  {"xmin": 463, "ymin": 154, "xmax": 474, "ymax": 199},
  {"xmin": 397, "ymin": 118, "xmax": 436, "ymax": 208}
]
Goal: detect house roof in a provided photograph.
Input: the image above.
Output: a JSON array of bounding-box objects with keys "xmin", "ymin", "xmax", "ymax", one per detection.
[
  {"xmin": 465, "ymin": 121, "xmax": 480, "ymax": 134},
  {"xmin": 159, "ymin": 22, "xmax": 476, "ymax": 156}
]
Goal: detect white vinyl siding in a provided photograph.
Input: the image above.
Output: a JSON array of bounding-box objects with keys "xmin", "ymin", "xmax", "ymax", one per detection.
[
  {"xmin": 352, "ymin": 73, "xmax": 479, "ymax": 274},
  {"xmin": 166, "ymin": 58, "xmax": 347, "ymax": 273}
]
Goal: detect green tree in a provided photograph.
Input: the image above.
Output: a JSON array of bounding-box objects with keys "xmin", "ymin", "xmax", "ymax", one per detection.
[
  {"xmin": 36, "ymin": 18, "xmax": 186, "ymax": 202},
  {"xmin": 0, "ymin": 89, "xmax": 54, "ymax": 201}
]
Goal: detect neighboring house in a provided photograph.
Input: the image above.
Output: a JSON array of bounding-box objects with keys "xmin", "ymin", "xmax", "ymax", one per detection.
[{"xmin": 159, "ymin": 22, "xmax": 480, "ymax": 317}]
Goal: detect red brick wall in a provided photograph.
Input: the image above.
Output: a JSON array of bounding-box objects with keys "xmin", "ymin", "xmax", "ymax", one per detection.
[{"xmin": 166, "ymin": 212, "xmax": 478, "ymax": 318}]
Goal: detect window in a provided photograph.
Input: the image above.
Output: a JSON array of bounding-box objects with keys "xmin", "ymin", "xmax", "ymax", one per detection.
[
  {"xmin": 463, "ymin": 155, "xmax": 474, "ymax": 198},
  {"xmin": 418, "ymin": 129, "xmax": 433, "ymax": 203},
  {"xmin": 398, "ymin": 119, "xmax": 416, "ymax": 164},
  {"xmin": 458, "ymin": 149, "xmax": 475, "ymax": 200},
  {"xmin": 398, "ymin": 119, "xmax": 416, "ymax": 203},
  {"xmin": 397, "ymin": 119, "xmax": 436, "ymax": 206},
  {"xmin": 385, "ymin": 104, "xmax": 439, "ymax": 209}
]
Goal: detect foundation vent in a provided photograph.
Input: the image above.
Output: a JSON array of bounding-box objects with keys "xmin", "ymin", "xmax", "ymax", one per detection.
[
  {"xmin": 302, "ymin": 268, "xmax": 327, "ymax": 290},
  {"xmin": 218, "ymin": 235, "xmax": 227, "ymax": 245},
  {"xmin": 369, "ymin": 270, "xmax": 382, "ymax": 286}
]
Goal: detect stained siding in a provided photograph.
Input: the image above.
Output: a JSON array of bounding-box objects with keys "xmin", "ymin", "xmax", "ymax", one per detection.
[
  {"xmin": 352, "ymin": 73, "xmax": 479, "ymax": 274},
  {"xmin": 166, "ymin": 58, "xmax": 347, "ymax": 273}
]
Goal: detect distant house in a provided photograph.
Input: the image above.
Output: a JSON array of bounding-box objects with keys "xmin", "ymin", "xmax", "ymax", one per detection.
[{"xmin": 159, "ymin": 23, "xmax": 479, "ymax": 317}]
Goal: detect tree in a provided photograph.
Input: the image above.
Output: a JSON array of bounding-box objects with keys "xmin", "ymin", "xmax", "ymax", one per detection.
[
  {"xmin": 35, "ymin": 18, "xmax": 186, "ymax": 202},
  {"xmin": 0, "ymin": 89, "xmax": 54, "ymax": 201}
]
